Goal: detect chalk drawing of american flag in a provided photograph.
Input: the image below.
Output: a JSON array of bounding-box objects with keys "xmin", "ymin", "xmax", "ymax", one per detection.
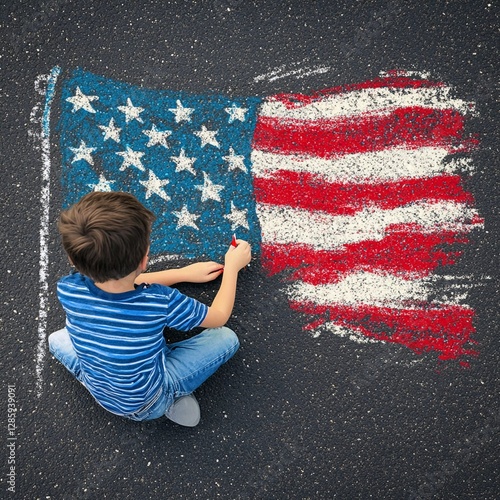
[{"xmin": 57, "ymin": 68, "xmax": 483, "ymax": 364}]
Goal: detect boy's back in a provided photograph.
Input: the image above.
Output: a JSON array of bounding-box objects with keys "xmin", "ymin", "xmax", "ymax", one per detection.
[{"xmin": 57, "ymin": 271, "xmax": 207, "ymax": 415}]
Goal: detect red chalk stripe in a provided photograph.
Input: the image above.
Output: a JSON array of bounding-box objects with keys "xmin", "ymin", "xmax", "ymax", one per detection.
[
  {"xmin": 253, "ymin": 171, "xmax": 474, "ymax": 216},
  {"xmin": 261, "ymin": 227, "xmax": 469, "ymax": 284},
  {"xmin": 290, "ymin": 301, "xmax": 478, "ymax": 361},
  {"xmin": 253, "ymin": 107, "xmax": 467, "ymax": 158}
]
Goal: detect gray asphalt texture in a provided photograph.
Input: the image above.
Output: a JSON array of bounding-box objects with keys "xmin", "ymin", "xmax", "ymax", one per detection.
[{"xmin": 1, "ymin": 1, "xmax": 499, "ymax": 499}]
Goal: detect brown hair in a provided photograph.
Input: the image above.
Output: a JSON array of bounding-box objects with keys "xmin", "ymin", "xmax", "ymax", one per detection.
[{"xmin": 58, "ymin": 192, "xmax": 156, "ymax": 282}]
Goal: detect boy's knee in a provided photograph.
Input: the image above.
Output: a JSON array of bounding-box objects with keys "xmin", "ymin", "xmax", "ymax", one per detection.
[
  {"xmin": 216, "ymin": 326, "xmax": 240, "ymax": 353},
  {"xmin": 48, "ymin": 327, "xmax": 70, "ymax": 353}
]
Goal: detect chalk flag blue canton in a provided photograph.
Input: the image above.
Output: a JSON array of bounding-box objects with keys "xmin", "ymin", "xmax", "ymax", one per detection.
[{"xmin": 59, "ymin": 68, "xmax": 263, "ymax": 260}]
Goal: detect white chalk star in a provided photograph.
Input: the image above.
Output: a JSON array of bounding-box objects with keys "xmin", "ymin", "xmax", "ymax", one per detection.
[
  {"xmin": 169, "ymin": 99, "xmax": 194, "ymax": 123},
  {"xmin": 118, "ymin": 98, "xmax": 144, "ymax": 124},
  {"xmin": 222, "ymin": 147, "xmax": 247, "ymax": 173},
  {"xmin": 195, "ymin": 172, "xmax": 224, "ymax": 202},
  {"xmin": 224, "ymin": 201, "xmax": 249, "ymax": 230},
  {"xmin": 98, "ymin": 117, "xmax": 121, "ymax": 143},
  {"xmin": 225, "ymin": 104, "xmax": 248, "ymax": 123},
  {"xmin": 143, "ymin": 124, "xmax": 172, "ymax": 148},
  {"xmin": 88, "ymin": 174, "xmax": 115, "ymax": 192},
  {"xmin": 116, "ymin": 146, "xmax": 145, "ymax": 171},
  {"xmin": 173, "ymin": 205, "xmax": 199, "ymax": 230},
  {"xmin": 171, "ymin": 148, "xmax": 196, "ymax": 175},
  {"xmin": 194, "ymin": 125, "xmax": 220, "ymax": 148},
  {"xmin": 139, "ymin": 170, "xmax": 170, "ymax": 201},
  {"xmin": 70, "ymin": 140, "xmax": 96, "ymax": 165},
  {"xmin": 66, "ymin": 87, "xmax": 98, "ymax": 113}
]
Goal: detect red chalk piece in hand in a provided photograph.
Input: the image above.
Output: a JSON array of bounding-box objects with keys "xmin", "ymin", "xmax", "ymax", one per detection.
[{"xmin": 221, "ymin": 234, "xmax": 238, "ymax": 274}]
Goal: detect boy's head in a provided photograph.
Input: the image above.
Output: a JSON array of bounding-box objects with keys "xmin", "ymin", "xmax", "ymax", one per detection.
[{"xmin": 58, "ymin": 192, "xmax": 156, "ymax": 282}]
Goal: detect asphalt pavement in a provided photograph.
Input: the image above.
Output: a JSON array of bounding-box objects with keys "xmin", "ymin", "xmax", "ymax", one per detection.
[{"xmin": 1, "ymin": 1, "xmax": 499, "ymax": 499}]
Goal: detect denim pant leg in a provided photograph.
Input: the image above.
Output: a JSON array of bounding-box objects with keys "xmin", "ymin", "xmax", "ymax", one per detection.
[
  {"xmin": 48, "ymin": 328, "xmax": 83, "ymax": 382},
  {"xmin": 163, "ymin": 326, "xmax": 240, "ymax": 398}
]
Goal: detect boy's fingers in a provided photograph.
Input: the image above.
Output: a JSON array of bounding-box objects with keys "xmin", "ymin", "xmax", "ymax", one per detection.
[
  {"xmin": 208, "ymin": 264, "xmax": 223, "ymax": 274},
  {"xmin": 206, "ymin": 267, "xmax": 224, "ymax": 280},
  {"xmin": 208, "ymin": 261, "xmax": 223, "ymax": 268},
  {"xmin": 229, "ymin": 240, "xmax": 250, "ymax": 251}
]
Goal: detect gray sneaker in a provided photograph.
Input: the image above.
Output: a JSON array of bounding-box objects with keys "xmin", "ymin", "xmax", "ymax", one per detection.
[{"xmin": 165, "ymin": 394, "xmax": 201, "ymax": 427}]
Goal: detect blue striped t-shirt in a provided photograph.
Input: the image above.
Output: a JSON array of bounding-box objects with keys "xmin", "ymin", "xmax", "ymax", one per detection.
[{"xmin": 57, "ymin": 272, "xmax": 208, "ymax": 416}]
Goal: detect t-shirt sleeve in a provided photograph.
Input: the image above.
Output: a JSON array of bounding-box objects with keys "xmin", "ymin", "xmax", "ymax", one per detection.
[{"xmin": 165, "ymin": 287, "xmax": 208, "ymax": 331}]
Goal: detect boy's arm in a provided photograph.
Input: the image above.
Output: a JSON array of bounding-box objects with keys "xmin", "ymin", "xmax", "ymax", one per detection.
[
  {"xmin": 135, "ymin": 261, "xmax": 224, "ymax": 287},
  {"xmin": 199, "ymin": 240, "xmax": 251, "ymax": 328}
]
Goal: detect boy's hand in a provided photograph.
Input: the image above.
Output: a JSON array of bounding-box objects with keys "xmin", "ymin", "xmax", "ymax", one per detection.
[
  {"xmin": 224, "ymin": 239, "xmax": 251, "ymax": 273},
  {"xmin": 183, "ymin": 261, "xmax": 224, "ymax": 283}
]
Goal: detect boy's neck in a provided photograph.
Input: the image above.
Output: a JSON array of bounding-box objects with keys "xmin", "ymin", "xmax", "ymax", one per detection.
[
  {"xmin": 92, "ymin": 255, "xmax": 147, "ymax": 294},
  {"xmin": 94, "ymin": 271, "xmax": 138, "ymax": 294}
]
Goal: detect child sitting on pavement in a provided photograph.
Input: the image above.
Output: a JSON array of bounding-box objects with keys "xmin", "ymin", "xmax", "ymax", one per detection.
[{"xmin": 49, "ymin": 191, "xmax": 251, "ymax": 427}]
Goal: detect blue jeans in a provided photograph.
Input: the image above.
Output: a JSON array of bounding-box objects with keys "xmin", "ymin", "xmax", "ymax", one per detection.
[{"xmin": 48, "ymin": 327, "xmax": 239, "ymax": 421}]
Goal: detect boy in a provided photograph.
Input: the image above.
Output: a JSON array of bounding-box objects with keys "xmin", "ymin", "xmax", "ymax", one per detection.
[{"xmin": 48, "ymin": 191, "xmax": 251, "ymax": 427}]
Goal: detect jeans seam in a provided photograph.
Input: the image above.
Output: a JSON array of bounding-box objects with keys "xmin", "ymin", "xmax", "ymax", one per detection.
[{"xmin": 126, "ymin": 385, "xmax": 165, "ymax": 421}]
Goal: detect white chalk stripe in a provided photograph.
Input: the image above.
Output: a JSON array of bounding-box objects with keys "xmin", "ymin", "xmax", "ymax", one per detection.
[
  {"xmin": 311, "ymin": 322, "xmax": 381, "ymax": 343},
  {"xmin": 379, "ymin": 70, "xmax": 432, "ymax": 79},
  {"xmin": 36, "ymin": 66, "xmax": 61, "ymax": 398},
  {"xmin": 256, "ymin": 201, "xmax": 482, "ymax": 251},
  {"xmin": 287, "ymin": 272, "xmax": 467, "ymax": 309},
  {"xmin": 260, "ymin": 86, "xmax": 473, "ymax": 120},
  {"xmin": 251, "ymin": 148, "xmax": 473, "ymax": 182}
]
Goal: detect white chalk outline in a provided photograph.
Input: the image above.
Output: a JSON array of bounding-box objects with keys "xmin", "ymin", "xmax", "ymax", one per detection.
[
  {"xmin": 254, "ymin": 63, "xmax": 331, "ymax": 83},
  {"xmin": 35, "ymin": 66, "xmax": 61, "ymax": 398}
]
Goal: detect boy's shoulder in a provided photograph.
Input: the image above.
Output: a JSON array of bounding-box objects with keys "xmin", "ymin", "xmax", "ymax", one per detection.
[{"xmin": 58, "ymin": 271, "xmax": 86, "ymax": 286}]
